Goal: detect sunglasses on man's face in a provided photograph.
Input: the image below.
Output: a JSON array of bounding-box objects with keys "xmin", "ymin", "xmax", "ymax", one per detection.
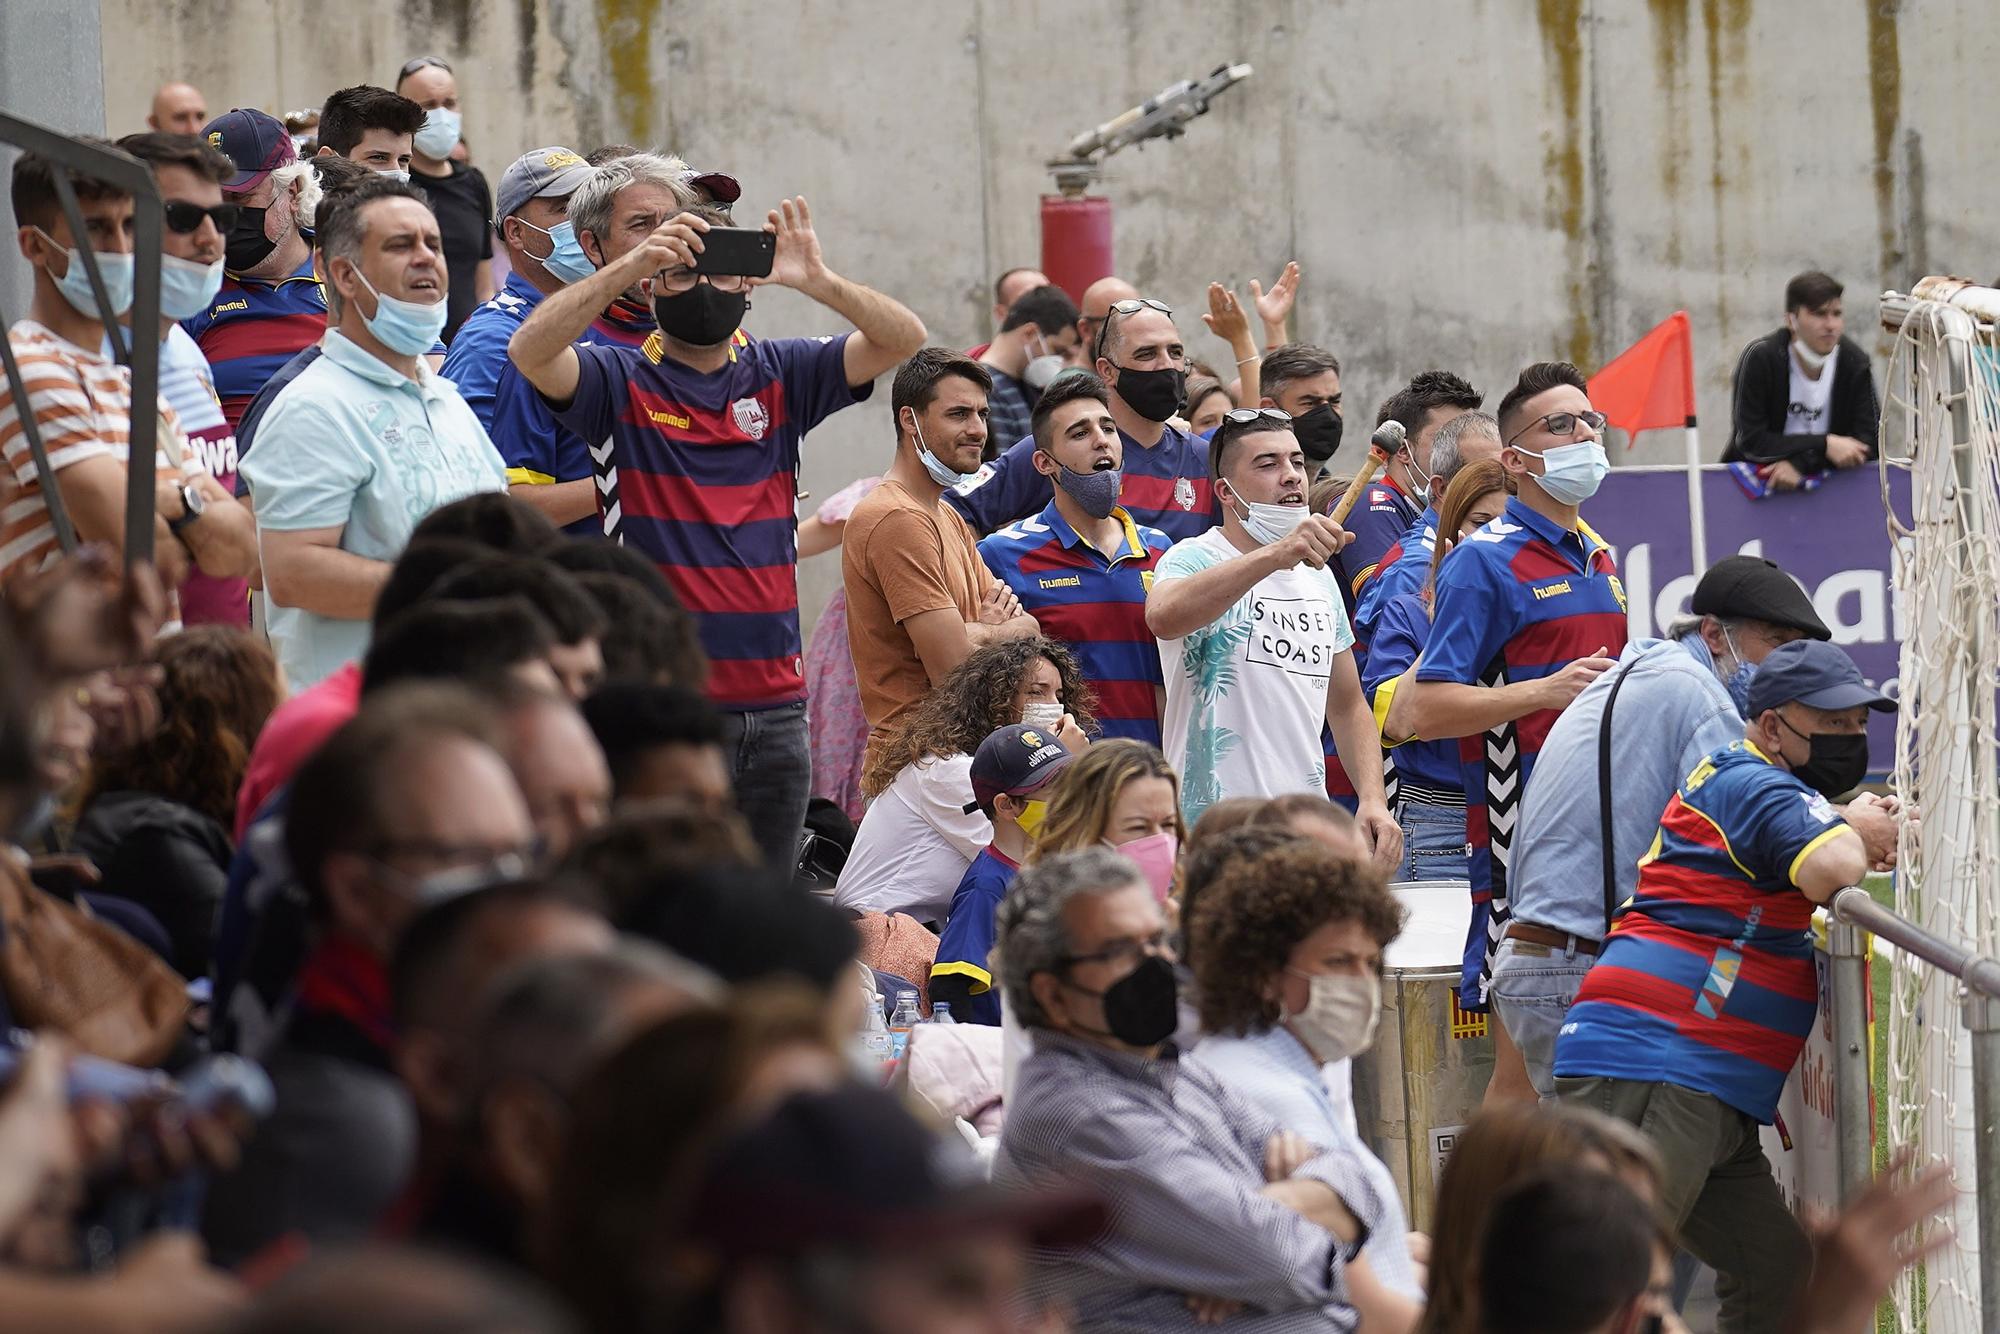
[
  {"xmin": 163, "ymin": 201, "xmax": 242, "ymax": 235},
  {"xmin": 1507, "ymin": 409, "xmax": 1607, "ymax": 447}
]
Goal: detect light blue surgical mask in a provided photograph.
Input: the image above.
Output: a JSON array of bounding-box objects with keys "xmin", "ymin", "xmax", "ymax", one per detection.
[
  {"xmin": 1719, "ymin": 625, "xmax": 1758, "ymax": 718},
  {"xmin": 1515, "ymin": 438, "xmax": 1609, "ymax": 505},
  {"xmin": 158, "ymin": 252, "xmax": 225, "ymax": 321},
  {"xmin": 908, "ymin": 414, "xmax": 968, "ymax": 488},
  {"xmin": 515, "ymin": 217, "xmax": 595, "ymax": 285},
  {"xmin": 349, "ymin": 265, "xmax": 449, "ymax": 356},
  {"xmin": 413, "ymin": 107, "xmax": 462, "ymax": 161},
  {"xmin": 380, "ymin": 168, "xmax": 411, "ymax": 185},
  {"xmin": 36, "ymin": 230, "xmax": 133, "ymax": 319}
]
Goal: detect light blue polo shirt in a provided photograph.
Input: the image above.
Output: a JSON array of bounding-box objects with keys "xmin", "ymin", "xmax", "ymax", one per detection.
[{"xmin": 240, "ymin": 330, "xmax": 506, "ymax": 689}]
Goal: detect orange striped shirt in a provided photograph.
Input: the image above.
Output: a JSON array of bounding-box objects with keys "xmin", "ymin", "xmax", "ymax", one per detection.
[{"xmin": 0, "ymin": 320, "xmax": 197, "ymax": 584}]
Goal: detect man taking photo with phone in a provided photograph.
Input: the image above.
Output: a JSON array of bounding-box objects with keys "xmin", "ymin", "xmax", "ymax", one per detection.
[{"xmin": 508, "ymin": 193, "xmax": 925, "ymax": 869}]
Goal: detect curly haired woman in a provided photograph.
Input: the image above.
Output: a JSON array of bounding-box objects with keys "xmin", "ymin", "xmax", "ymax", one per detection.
[
  {"xmin": 1186, "ymin": 839, "xmax": 1422, "ymax": 1330},
  {"xmin": 833, "ymin": 636, "xmax": 1093, "ymax": 926},
  {"xmin": 73, "ymin": 627, "xmax": 282, "ymax": 977}
]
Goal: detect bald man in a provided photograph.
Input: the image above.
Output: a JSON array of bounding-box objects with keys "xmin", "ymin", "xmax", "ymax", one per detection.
[
  {"xmin": 1076, "ymin": 275, "xmax": 1141, "ymax": 367},
  {"xmin": 147, "ymin": 82, "xmax": 207, "ymax": 135},
  {"xmin": 968, "ymin": 266, "xmax": 1052, "ymax": 360}
]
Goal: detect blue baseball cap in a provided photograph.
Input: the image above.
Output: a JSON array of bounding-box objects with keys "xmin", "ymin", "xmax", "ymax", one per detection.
[
  {"xmin": 963, "ymin": 722, "xmax": 1075, "ymax": 814},
  {"xmin": 1745, "ymin": 639, "xmax": 1896, "ymax": 718},
  {"xmin": 203, "ymin": 108, "xmax": 296, "ymax": 191}
]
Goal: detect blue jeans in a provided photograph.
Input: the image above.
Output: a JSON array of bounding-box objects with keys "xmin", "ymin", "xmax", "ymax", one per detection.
[
  {"xmin": 721, "ymin": 700, "xmax": 812, "ymax": 869},
  {"xmin": 1488, "ymin": 935, "xmax": 1598, "ymax": 1098},
  {"xmin": 1394, "ymin": 798, "xmax": 1470, "ymax": 883}
]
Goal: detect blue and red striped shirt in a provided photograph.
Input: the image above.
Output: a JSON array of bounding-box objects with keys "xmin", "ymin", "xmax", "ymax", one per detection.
[
  {"xmin": 1555, "ymin": 740, "xmax": 1847, "ymax": 1122},
  {"xmin": 1417, "ymin": 496, "xmax": 1627, "ymax": 993},
  {"xmin": 946, "ymin": 423, "xmax": 1220, "ymax": 542},
  {"xmin": 180, "ymin": 258, "xmax": 327, "ymax": 429},
  {"xmin": 978, "ymin": 500, "xmax": 1171, "ymax": 746},
  {"xmin": 1354, "ymin": 507, "xmax": 1438, "ymax": 641},
  {"xmin": 548, "ymin": 331, "xmax": 867, "ymax": 710}
]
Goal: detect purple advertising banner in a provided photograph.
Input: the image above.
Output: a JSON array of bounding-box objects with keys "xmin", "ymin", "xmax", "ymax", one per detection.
[{"xmin": 1587, "ymin": 465, "xmax": 1913, "ymax": 774}]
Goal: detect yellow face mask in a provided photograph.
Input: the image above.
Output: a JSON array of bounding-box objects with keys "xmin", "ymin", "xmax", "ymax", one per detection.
[{"xmin": 1015, "ymin": 798, "xmax": 1050, "ymax": 839}]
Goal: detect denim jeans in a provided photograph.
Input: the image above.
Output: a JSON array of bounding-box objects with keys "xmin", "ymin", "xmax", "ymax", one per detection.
[
  {"xmin": 720, "ymin": 700, "xmax": 811, "ymax": 869},
  {"xmin": 1488, "ymin": 935, "xmax": 1598, "ymax": 1099},
  {"xmin": 1393, "ymin": 798, "xmax": 1470, "ymax": 883}
]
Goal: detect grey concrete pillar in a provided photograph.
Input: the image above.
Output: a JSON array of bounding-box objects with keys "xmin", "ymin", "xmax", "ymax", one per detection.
[{"xmin": 0, "ymin": 0, "xmax": 106, "ymax": 326}]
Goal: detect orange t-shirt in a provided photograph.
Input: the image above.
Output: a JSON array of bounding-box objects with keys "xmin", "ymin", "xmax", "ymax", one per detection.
[{"xmin": 842, "ymin": 478, "xmax": 995, "ymax": 750}]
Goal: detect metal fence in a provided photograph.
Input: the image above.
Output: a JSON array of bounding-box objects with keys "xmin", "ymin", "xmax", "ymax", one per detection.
[
  {"xmin": 1827, "ymin": 885, "xmax": 2000, "ymax": 1328},
  {"xmin": 0, "ymin": 111, "xmax": 162, "ymax": 563}
]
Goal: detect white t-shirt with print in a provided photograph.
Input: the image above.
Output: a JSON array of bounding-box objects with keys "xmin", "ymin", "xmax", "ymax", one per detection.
[
  {"xmin": 1154, "ymin": 526, "xmax": 1355, "ymax": 823},
  {"xmin": 1785, "ymin": 344, "xmax": 1838, "ymax": 435}
]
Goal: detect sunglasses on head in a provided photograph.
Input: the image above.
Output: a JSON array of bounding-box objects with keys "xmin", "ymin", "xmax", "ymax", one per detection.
[
  {"xmin": 1093, "ymin": 297, "xmax": 1174, "ymax": 362},
  {"xmin": 163, "ymin": 201, "xmax": 242, "ymax": 235},
  {"xmin": 1221, "ymin": 407, "xmax": 1291, "ymax": 426}
]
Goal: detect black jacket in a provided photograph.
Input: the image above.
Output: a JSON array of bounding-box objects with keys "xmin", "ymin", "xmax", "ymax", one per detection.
[
  {"xmin": 70, "ymin": 790, "xmax": 231, "ymax": 980},
  {"xmin": 1724, "ymin": 329, "xmax": 1879, "ymax": 471}
]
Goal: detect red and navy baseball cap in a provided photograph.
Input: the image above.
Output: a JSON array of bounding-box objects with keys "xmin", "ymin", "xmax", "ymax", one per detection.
[
  {"xmin": 690, "ymin": 1084, "xmax": 1104, "ymax": 1258},
  {"xmin": 203, "ymin": 108, "xmax": 297, "ymax": 191},
  {"xmin": 963, "ymin": 722, "xmax": 1076, "ymax": 815},
  {"xmin": 1745, "ymin": 639, "xmax": 1896, "ymax": 718},
  {"xmin": 682, "ymin": 166, "xmax": 741, "ymax": 205}
]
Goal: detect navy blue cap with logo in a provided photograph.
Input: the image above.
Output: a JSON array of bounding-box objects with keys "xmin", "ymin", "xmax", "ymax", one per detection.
[
  {"xmin": 963, "ymin": 722, "xmax": 1076, "ymax": 815},
  {"xmin": 1744, "ymin": 639, "xmax": 1896, "ymax": 719},
  {"xmin": 202, "ymin": 108, "xmax": 297, "ymax": 192}
]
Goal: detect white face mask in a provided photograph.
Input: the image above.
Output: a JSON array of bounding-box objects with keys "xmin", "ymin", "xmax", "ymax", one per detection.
[
  {"xmin": 1233, "ymin": 492, "xmax": 1311, "ymax": 547},
  {"xmin": 1020, "ymin": 701, "xmax": 1064, "ymax": 730},
  {"xmin": 1024, "ymin": 330, "xmax": 1065, "ymax": 389},
  {"xmin": 1284, "ymin": 969, "xmax": 1381, "ymax": 1063},
  {"xmin": 1791, "ymin": 338, "xmax": 1831, "ymax": 372}
]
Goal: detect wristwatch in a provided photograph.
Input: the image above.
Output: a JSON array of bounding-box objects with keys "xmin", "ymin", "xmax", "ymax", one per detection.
[{"xmin": 167, "ymin": 482, "xmax": 206, "ymax": 536}]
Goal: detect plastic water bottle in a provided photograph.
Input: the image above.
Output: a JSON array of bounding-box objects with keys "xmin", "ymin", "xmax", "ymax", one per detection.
[
  {"xmin": 888, "ymin": 989, "xmax": 922, "ymax": 1059},
  {"xmin": 859, "ymin": 994, "xmax": 894, "ymax": 1066},
  {"xmin": 928, "ymin": 1002, "xmax": 958, "ymax": 1025}
]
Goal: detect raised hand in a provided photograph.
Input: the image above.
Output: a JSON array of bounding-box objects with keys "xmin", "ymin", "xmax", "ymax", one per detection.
[
  {"xmin": 1202, "ymin": 282, "xmax": 1252, "ymax": 350},
  {"xmin": 1251, "ymin": 260, "xmax": 1301, "ymax": 343},
  {"xmin": 761, "ymin": 196, "xmax": 830, "ymax": 292}
]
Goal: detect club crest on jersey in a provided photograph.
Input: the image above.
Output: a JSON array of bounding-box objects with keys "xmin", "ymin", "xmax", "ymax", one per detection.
[
  {"xmin": 731, "ymin": 398, "xmax": 769, "ymax": 440},
  {"xmin": 1174, "ymin": 477, "xmax": 1196, "ymax": 510}
]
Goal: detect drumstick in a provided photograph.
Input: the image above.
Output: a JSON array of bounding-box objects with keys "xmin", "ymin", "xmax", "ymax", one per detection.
[{"xmin": 1329, "ymin": 420, "xmax": 1407, "ymax": 524}]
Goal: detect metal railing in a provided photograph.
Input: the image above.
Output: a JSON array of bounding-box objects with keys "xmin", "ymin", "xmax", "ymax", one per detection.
[
  {"xmin": 0, "ymin": 111, "xmax": 163, "ymax": 565},
  {"xmin": 1828, "ymin": 885, "xmax": 2000, "ymax": 1328}
]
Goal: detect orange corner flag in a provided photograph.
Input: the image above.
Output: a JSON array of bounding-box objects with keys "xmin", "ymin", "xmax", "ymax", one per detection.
[{"xmin": 1588, "ymin": 311, "xmax": 1695, "ymax": 446}]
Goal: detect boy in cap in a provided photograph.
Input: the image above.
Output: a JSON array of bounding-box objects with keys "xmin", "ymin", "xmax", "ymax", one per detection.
[
  {"xmin": 1554, "ymin": 637, "xmax": 1910, "ymax": 1333},
  {"xmin": 930, "ymin": 722, "xmax": 1076, "ymax": 1024}
]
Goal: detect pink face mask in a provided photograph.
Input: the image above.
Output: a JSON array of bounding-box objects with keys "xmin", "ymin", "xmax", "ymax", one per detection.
[{"xmin": 1113, "ymin": 831, "xmax": 1180, "ymax": 903}]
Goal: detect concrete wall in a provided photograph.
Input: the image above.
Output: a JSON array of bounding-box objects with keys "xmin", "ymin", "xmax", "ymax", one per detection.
[
  {"xmin": 95, "ymin": 0, "xmax": 1999, "ymax": 629},
  {"xmin": 1, "ymin": 1, "xmax": 106, "ymax": 333}
]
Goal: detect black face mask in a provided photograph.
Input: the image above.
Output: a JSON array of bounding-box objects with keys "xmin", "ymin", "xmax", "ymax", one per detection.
[
  {"xmin": 1777, "ymin": 715, "xmax": 1870, "ymax": 798},
  {"xmin": 652, "ymin": 281, "xmax": 747, "ymax": 348},
  {"xmin": 224, "ymin": 206, "xmax": 277, "ymax": 273},
  {"xmin": 1068, "ymin": 953, "xmax": 1179, "ymax": 1047},
  {"xmin": 1111, "ymin": 364, "xmax": 1187, "ymax": 424},
  {"xmin": 1294, "ymin": 403, "xmax": 1344, "ymax": 463}
]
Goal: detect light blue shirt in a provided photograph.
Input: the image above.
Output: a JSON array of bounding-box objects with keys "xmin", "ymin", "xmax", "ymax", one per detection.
[
  {"xmin": 1508, "ymin": 634, "xmax": 1743, "ymax": 940},
  {"xmin": 240, "ymin": 331, "xmax": 507, "ymax": 689},
  {"xmin": 1193, "ymin": 1025, "xmax": 1421, "ymax": 1303}
]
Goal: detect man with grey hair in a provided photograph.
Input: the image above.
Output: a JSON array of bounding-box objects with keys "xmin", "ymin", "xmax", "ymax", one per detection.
[
  {"xmin": 239, "ymin": 175, "xmax": 507, "ymax": 689},
  {"xmin": 1352, "ymin": 407, "xmax": 1504, "ymax": 641},
  {"xmin": 1492, "ymin": 554, "xmax": 1831, "ymax": 1097},
  {"xmin": 398, "ymin": 941, "xmax": 718, "ymax": 1263},
  {"xmin": 993, "ymin": 847, "xmax": 1402, "ymax": 1331},
  {"xmin": 510, "ymin": 168, "xmax": 925, "ymax": 868}
]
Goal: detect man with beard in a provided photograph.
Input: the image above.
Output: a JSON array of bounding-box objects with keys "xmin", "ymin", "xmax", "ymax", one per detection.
[
  {"xmin": 508, "ymin": 193, "xmax": 924, "ymax": 868},
  {"xmin": 844, "ymin": 348, "xmax": 1038, "ymax": 764},
  {"xmin": 979, "ymin": 371, "xmax": 1172, "ymax": 745},
  {"xmin": 949, "ymin": 296, "xmax": 1218, "ymax": 541}
]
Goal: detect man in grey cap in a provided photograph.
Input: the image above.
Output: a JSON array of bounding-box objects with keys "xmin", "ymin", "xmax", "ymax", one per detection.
[
  {"xmin": 438, "ymin": 147, "xmax": 600, "ymax": 531},
  {"xmin": 1491, "ymin": 554, "xmax": 1835, "ymax": 1099},
  {"xmin": 1554, "ymin": 636, "xmax": 1905, "ymax": 1332}
]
